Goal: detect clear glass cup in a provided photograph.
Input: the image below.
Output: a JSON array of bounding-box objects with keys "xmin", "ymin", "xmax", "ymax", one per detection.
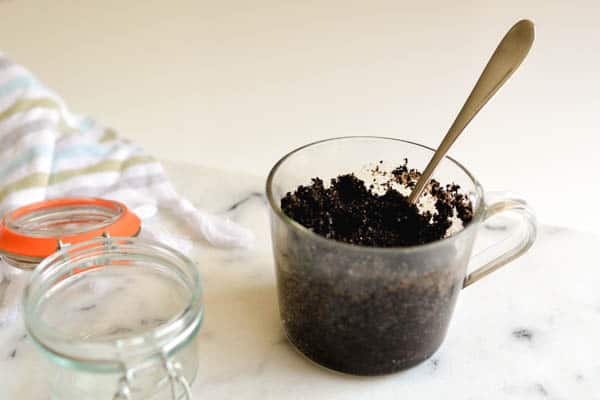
[
  {"xmin": 23, "ymin": 236, "xmax": 203, "ymax": 399},
  {"xmin": 266, "ymin": 137, "xmax": 537, "ymax": 375}
]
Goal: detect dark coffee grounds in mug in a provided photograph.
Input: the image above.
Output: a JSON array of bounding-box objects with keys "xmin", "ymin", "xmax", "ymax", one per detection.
[
  {"xmin": 274, "ymin": 161, "xmax": 475, "ymax": 375},
  {"xmin": 281, "ymin": 161, "xmax": 473, "ymax": 245}
]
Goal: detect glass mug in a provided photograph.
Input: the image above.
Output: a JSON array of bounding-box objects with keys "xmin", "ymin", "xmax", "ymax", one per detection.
[{"xmin": 266, "ymin": 137, "xmax": 536, "ymax": 375}]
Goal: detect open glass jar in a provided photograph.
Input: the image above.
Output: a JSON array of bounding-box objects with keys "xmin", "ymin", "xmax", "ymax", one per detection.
[{"xmin": 0, "ymin": 198, "xmax": 203, "ymax": 399}]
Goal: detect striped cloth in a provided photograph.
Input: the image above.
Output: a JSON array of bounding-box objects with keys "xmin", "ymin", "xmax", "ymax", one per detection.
[
  {"xmin": 0, "ymin": 54, "xmax": 253, "ymax": 249},
  {"xmin": 0, "ymin": 54, "xmax": 254, "ymax": 328}
]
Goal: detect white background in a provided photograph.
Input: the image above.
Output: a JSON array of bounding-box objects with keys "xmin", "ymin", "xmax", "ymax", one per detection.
[{"xmin": 1, "ymin": 0, "xmax": 598, "ymax": 232}]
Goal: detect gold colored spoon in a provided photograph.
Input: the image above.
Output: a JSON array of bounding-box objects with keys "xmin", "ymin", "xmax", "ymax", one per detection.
[{"xmin": 408, "ymin": 19, "xmax": 535, "ymax": 204}]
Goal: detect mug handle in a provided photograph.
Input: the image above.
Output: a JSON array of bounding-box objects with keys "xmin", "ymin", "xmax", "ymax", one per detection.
[{"xmin": 463, "ymin": 191, "xmax": 537, "ymax": 287}]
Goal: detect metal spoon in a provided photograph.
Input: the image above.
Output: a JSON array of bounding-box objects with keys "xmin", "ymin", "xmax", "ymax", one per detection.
[{"xmin": 408, "ymin": 19, "xmax": 535, "ymax": 204}]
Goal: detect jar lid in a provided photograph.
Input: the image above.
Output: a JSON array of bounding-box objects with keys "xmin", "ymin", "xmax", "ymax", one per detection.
[{"xmin": 0, "ymin": 198, "xmax": 141, "ymax": 268}]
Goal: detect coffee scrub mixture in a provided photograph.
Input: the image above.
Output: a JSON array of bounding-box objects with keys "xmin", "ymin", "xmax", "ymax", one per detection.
[{"xmin": 274, "ymin": 160, "xmax": 474, "ymax": 375}]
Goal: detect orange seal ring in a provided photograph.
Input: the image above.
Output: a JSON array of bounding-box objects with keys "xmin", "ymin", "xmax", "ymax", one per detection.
[{"xmin": 0, "ymin": 198, "xmax": 141, "ymax": 260}]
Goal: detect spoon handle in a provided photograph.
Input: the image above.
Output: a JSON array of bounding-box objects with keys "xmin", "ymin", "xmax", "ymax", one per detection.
[{"xmin": 408, "ymin": 20, "xmax": 535, "ymax": 204}]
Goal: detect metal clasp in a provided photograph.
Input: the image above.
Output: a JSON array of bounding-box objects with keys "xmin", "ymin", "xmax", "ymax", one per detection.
[
  {"xmin": 112, "ymin": 356, "xmax": 192, "ymax": 400},
  {"xmin": 112, "ymin": 370, "xmax": 134, "ymax": 400},
  {"xmin": 101, "ymin": 231, "xmax": 114, "ymax": 249},
  {"xmin": 164, "ymin": 356, "xmax": 192, "ymax": 400}
]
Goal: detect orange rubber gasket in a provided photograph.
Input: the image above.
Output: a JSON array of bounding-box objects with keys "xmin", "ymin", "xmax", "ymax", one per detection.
[{"xmin": 0, "ymin": 198, "xmax": 141, "ymax": 259}]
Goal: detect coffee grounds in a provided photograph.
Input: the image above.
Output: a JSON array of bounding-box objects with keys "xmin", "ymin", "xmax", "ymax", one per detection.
[
  {"xmin": 281, "ymin": 162, "xmax": 473, "ymax": 246},
  {"xmin": 273, "ymin": 161, "xmax": 475, "ymax": 375}
]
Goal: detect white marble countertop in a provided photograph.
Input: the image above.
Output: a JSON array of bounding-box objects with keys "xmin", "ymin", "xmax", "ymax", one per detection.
[{"xmin": 1, "ymin": 161, "xmax": 598, "ymax": 399}]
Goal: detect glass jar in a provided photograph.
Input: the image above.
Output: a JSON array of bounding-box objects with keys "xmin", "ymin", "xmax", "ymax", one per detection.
[
  {"xmin": 0, "ymin": 198, "xmax": 203, "ymax": 399},
  {"xmin": 266, "ymin": 137, "xmax": 536, "ymax": 375}
]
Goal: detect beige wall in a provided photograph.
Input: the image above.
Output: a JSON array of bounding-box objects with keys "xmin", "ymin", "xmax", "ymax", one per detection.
[{"xmin": 1, "ymin": 0, "xmax": 598, "ymax": 230}]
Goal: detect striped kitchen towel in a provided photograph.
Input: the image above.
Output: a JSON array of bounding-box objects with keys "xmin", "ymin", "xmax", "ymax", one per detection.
[
  {"xmin": 0, "ymin": 54, "xmax": 255, "ymax": 328},
  {"xmin": 0, "ymin": 54, "xmax": 254, "ymax": 249}
]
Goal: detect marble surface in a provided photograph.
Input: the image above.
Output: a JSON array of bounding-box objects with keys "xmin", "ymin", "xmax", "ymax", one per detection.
[{"xmin": 0, "ymin": 161, "xmax": 599, "ymax": 399}]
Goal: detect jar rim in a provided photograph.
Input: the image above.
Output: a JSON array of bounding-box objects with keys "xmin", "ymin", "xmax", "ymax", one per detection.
[
  {"xmin": 23, "ymin": 236, "xmax": 203, "ymax": 371},
  {"xmin": 265, "ymin": 136, "xmax": 486, "ymax": 253}
]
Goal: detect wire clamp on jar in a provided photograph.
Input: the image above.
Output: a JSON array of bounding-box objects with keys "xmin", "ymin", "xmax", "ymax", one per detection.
[
  {"xmin": 164, "ymin": 355, "xmax": 192, "ymax": 400},
  {"xmin": 111, "ymin": 357, "xmax": 192, "ymax": 400},
  {"xmin": 102, "ymin": 231, "xmax": 116, "ymax": 250},
  {"xmin": 113, "ymin": 373, "xmax": 133, "ymax": 400}
]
